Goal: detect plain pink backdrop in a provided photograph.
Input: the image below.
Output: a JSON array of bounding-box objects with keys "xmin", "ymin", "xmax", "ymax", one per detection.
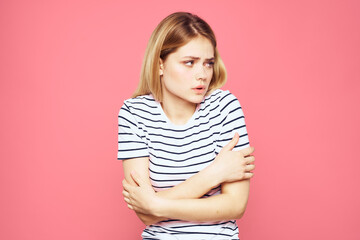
[{"xmin": 1, "ymin": 0, "xmax": 359, "ymax": 239}]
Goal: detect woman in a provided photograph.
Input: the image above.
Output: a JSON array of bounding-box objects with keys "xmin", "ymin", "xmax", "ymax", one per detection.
[{"xmin": 118, "ymin": 12, "xmax": 255, "ymax": 240}]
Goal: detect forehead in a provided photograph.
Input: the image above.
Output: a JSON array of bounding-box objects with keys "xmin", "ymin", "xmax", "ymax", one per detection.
[{"xmin": 172, "ymin": 36, "xmax": 214, "ymax": 59}]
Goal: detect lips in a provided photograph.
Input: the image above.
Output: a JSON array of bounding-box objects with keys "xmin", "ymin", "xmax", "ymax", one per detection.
[
  {"xmin": 192, "ymin": 85, "xmax": 206, "ymax": 94},
  {"xmin": 193, "ymin": 85, "xmax": 205, "ymax": 90}
]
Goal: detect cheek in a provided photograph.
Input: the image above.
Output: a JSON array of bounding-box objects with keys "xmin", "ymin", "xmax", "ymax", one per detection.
[
  {"xmin": 208, "ymin": 69, "xmax": 214, "ymax": 79},
  {"xmin": 169, "ymin": 66, "xmax": 182, "ymax": 79},
  {"xmin": 166, "ymin": 65, "xmax": 192, "ymax": 83}
]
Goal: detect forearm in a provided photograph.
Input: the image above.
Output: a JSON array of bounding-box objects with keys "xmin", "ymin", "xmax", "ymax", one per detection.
[
  {"xmin": 153, "ymin": 191, "xmax": 246, "ymax": 222},
  {"xmin": 155, "ymin": 144, "xmax": 255, "ymax": 201},
  {"xmin": 123, "ymin": 148, "xmax": 254, "ymax": 225},
  {"xmin": 137, "ymin": 163, "xmax": 222, "ymax": 225},
  {"xmin": 155, "ymin": 162, "xmax": 221, "ymax": 200},
  {"xmin": 137, "ymin": 191, "xmax": 240, "ymax": 225},
  {"xmin": 123, "ymin": 157, "xmax": 222, "ymax": 225}
]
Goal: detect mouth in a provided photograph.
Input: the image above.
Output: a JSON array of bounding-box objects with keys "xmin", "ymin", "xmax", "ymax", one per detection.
[{"xmin": 192, "ymin": 85, "xmax": 206, "ymax": 94}]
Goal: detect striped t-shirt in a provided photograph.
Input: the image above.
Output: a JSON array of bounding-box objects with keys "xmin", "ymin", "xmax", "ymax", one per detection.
[{"xmin": 118, "ymin": 89, "xmax": 250, "ymax": 240}]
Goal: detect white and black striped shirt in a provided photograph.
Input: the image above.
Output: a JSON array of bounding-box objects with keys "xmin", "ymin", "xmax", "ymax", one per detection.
[{"xmin": 118, "ymin": 89, "xmax": 250, "ymax": 240}]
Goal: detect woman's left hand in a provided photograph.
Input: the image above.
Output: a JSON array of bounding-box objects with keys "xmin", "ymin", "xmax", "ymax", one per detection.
[{"xmin": 122, "ymin": 171, "xmax": 160, "ymax": 215}]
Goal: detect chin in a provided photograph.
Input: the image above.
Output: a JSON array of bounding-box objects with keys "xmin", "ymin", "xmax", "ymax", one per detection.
[{"xmin": 190, "ymin": 95, "xmax": 206, "ymax": 104}]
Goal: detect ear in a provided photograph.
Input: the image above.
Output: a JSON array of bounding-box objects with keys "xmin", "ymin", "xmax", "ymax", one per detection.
[{"xmin": 159, "ymin": 59, "xmax": 164, "ymax": 76}]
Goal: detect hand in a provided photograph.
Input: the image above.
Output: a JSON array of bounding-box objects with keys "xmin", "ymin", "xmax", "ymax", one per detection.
[
  {"xmin": 122, "ymin": 171, "xmax": 160, "ymax": 215},
  {"xmin": 212, "ymin": 132, "xmax": 255, "ymax": 183}
]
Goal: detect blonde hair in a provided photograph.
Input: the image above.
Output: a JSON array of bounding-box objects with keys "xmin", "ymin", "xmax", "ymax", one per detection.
[{"xmin": 132, "ymin": 12, "xmax": 227, "ymax": 101}]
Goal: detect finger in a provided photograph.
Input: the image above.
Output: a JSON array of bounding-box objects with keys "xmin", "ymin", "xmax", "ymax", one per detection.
[
  {"xmin": 222, "ymin": 132, "xmax": 239, "ymax": 151},
  {"xmin": 127, "ymin": 204, "xmax": 134, "ymax": 210},
  {"xmin": 244, "ymin": 172, "xmax": 254, "ymax": 179},
  {"xmin": 122, "ymin": 179, "xmax": 131, "ymax": 191},
  {"xmin": 123, "ymin": 179, "xmax": 136, "ymax": 192},
  {"xmin": 123, "ymin": 197, "xmax": 131, "ymax": 204},
  {"xmin": 130, "ymin": 170, "xmax": 144, "ymax": 187},
  {"xmin": 240, "ymin": 146, "xmax": 255, "ymax": 156},
  {"xmin": 244, "ymin": 155, "xmax": 255, "ymax": 164},
  {"xmin": 245, "ymin": 164, "xmax": 255, "ymax": 172},
  {"xmin": 122, "ymin": 190, "xmax": 129, "ymax": 197},
  {"xmin": 122, "ymin": 179, "xmax": 128, "ymax": 190}
]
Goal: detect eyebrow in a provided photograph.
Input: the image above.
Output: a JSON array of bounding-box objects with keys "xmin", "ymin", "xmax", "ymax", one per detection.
[{"xmin": 182, "ymin": 56, "xmax": 215, "ymax": 61}]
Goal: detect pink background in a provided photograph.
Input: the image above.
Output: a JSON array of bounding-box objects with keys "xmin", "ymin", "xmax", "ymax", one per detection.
[{"xmin": 1, "ymin": 0, "xmax": 359, "ymax": 239}]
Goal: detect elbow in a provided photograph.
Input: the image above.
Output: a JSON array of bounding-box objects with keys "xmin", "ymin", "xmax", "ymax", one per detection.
[
  {"xmin": 137, "ymin": 213, "xmax": 162, "ymax": 226},
  {"xmin": 234, "ymin": 207, "xmax": 246, "ymax": 219},
  {"xmin": 139, "ymin": 216, "xmax": 156, "ymax": 226},
  {"xmin": 142, "ymin": 219, "xmax": 154, "ymax": 226},
  {"xmin": 232, "ymin": 202, "xmax": 247, "ymax": 220},
  {"xmin": 223, "ymin": 193, "xmax": 249, "ymax": 220}
]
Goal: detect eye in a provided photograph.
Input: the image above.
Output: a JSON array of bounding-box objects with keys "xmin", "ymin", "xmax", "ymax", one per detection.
[
  {"xmin": 184, "ymin": 60, "xmax": 194, "ymax": 66},
  {"xmin": 206, "ymin": 61, "xmax": 215, "ymax": 68}
]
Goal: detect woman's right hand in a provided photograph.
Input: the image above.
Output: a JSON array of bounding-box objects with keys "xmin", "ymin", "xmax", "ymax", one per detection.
[{"xmin": 212, "ymin": 133, "xmax": 255, "ymax": 184}]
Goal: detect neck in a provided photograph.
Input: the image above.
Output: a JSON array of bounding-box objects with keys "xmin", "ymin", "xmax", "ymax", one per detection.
[{"xmin": 161, "ymin": 97, "xmax": 197, "ymax": 125}]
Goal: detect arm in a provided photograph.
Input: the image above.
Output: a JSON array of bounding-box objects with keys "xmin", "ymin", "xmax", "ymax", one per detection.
[
  {"xmin": 154, "ymin": 134, "xmax": 254, "ymax": 200},
  {"xmin": 122, "ymin": 150, "xmax": 242, "ymax": 224},
  {"xmin": 122, "ymin": 157, "xmax": 157, "ymax": 225},
  {"xmin": 123, "ymin": 157, "xmax": 221, "ymax": 225},
  {"xmin": 155, "ymin": 179, "xmax": 250, "ymax": 221},
  {"xmin": 124, "ymin": 166, "xmax": 250, "ymax": 222},
  {"xmin": 123, "ymin": 134, "xmax": 255, "ymax": 223}
]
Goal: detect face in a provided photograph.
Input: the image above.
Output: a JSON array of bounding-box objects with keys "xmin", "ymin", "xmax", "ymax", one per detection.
[{"xmin": 160, "ymin": 36, "xmax": 215, "ymax": 105}]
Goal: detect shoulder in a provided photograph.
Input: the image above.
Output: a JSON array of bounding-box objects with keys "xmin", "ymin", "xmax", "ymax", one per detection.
[
  {"xmin": 119, "ymin": 94, "xmax": 165, "ymax": 126},
  {"xmin": 123, "ymin": 94, "xmax": 156, "ymax": 110},
  {"xmin": 119, "ymin": 94, "xmax": 157, "ymax": 115},
  {"xmin": 203, "ymin": 89, "xmax": 242, "ymax": 113}
]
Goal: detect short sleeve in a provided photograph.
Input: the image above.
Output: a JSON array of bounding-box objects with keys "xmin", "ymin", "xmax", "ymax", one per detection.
[
  {"xmin": 117, "ymin": 102, "xmax": 149, "ymax": 160},
  {"xmin": 215, "ymin": 93, "xmax": 250, "ymax": 154}
]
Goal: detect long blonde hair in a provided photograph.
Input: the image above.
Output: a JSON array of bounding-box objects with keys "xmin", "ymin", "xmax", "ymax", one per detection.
[{"xmin": 132, "ymin": 12, "xmax": 227, "ymax": 101}]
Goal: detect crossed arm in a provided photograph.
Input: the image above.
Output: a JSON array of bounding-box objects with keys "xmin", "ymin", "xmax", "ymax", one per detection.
[{"xmin": 122, "ymin": 133, "xmax": 255, "ymax": 225}]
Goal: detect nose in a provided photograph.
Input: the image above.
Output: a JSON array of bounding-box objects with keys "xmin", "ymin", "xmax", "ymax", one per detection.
[{"xmin": 195, "ymin": 65, "xmax": 208, "ymax": 81}]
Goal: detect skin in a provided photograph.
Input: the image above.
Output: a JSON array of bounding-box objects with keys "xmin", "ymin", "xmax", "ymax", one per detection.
[
  {"xmin": 159, "ymin": 36, "xmax": 215, "ymax": 125},
  {"xmin": 121, "ymin": 36, "xmax": 255, "ymax": 225}
]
